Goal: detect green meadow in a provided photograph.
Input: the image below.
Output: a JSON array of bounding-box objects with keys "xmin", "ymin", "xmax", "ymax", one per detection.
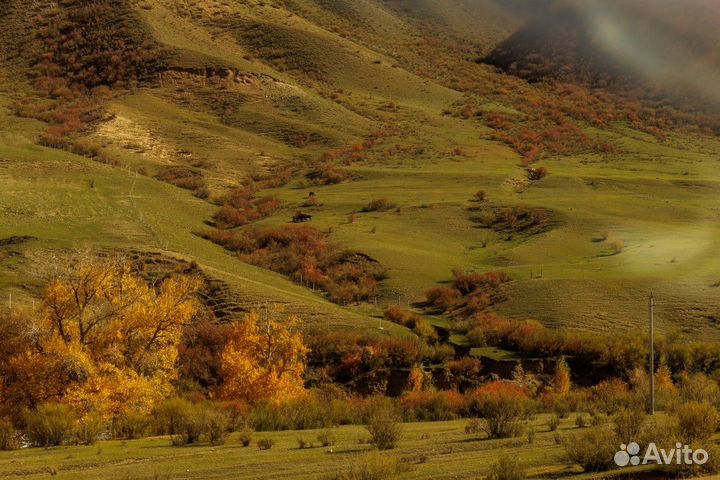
[{"xmin": 0, "ymin": 415, "xmax": 666, "ymax": 480}]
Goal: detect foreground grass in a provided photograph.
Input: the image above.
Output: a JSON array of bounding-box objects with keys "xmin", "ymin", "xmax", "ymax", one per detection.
[{"xmin": 0, "ymin": 415, "xmax": 665, "ymax": 480}]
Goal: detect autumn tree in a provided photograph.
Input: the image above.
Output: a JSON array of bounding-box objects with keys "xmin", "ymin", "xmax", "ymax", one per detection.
[
  {"xmin": 219, "ymin": 311, "xmax": 308, "ymax": 405},
  {"xmin": 552, "ymin": 357, "xmax": 571, "ymax": 397},
  {"xmin": 0, "ymin": 252, "xmax": 201, "ymax": 423},
  {"xmin": 465, "ymin": 382, "xmax": 529, "ymax": 439},
  {"xmin": 407, "ymin": 365, "xmax": 425, "ymax": 393}
]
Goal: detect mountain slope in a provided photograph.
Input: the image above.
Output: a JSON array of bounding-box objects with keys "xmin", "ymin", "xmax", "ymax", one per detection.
[
  {"xmin": 483, "ymin": 0, "xmax": 720, "ymax": 132},
  {"xmin": 0, "ymin": 0, "xmax": 718, "ymax": 340}
]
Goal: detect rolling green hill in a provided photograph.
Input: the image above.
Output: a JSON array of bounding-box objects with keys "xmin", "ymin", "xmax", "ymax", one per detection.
[{"xmin": 0, "ymin": 0, "xmax": 718, "ymax": 344}]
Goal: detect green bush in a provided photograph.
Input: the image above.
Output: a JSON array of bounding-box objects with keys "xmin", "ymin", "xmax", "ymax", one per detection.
[
  {"xmin": 206, "ymin": 405, "xmax": 231, "ymax": 445},
  {"xmin": 547, "ymin": 415, "xmax": 560, "ymax": 432},
  {"xmin": 564, "ymin": 426, "xmax": 617, "ymax": 472},
  {"xmin": 676, "ymin": 401, "xmax": 718, "ymax": 442},
  {"xmin": 636, "ymin": 415, "xmax": 678, "ymax": 454},
  {"xmin": 162, "ymin": 401, "xmax": 231, "ymax": 446},
  {"xmin": 114, "ymin": 411, "xmax": 150, "ymax": 439},
  {"xmin": 368, "ymin": 407, "xmax": 401, "ymax": 451},
  {"xmin": 155, "ymin": 397, "xmax": 193, "ymax": 436},
  {"xmin": 575, "ymin": 413, "xmax": 589, "ymax": 428},
  {"xmin": 331, "ymin": 452, "xmax": 400, "ymax": 480},
  {"xmin": 180, "ymin": 402, "xmax": 231, "ymax": 446},
  {"xmin": 526, "ymin": 426, "xmax": 535, "ymax": 444},
  {"xmin": 672, "ymin": 443, "xmax": 720, "ymax": 477},
  {"xmin": 0, "ymin": 418, "xmax": 19, "ymax": 451},
  {"xmin": 465, "ymin": 418, "xmax": 483, "ymax": 435},
  {"xmin": 613, "ymin": 408, "xmax": 646, "ymax": 442},
  {"xmin": 75, "ymin": 413, "xmax": 106, "ymax": 446},
  {"xmin": 361, "ymin": 198, "xmax": 397, "ymax": 212},
  {"xmin": 590, "ymin": 411, "xmax": 605, "ymax": 426},
  {"xmin": 250, "ymin": 394, "xmax": 343, "ymax": 431},
  {"xmin": 485, "ymin": 455, "xmax": 526, "ymax": 480},
  {"xmin": 318, "ymin": 429, "xmax": 336, "ymax": 447},
  {"xmin": 24, "ymin": 403, "xmax": 75, "ymax": 447},
  {"xmin": 466, "ymin": 327, "xmax": 487, "ymax": 347},
  {"xmin": 678, "ymin": 372, "xmax": 720, "ymax": 405}
]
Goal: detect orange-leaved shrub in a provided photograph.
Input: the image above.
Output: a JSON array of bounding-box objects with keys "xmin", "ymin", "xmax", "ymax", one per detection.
[
  {"xmin": 203, "ymin": 226, "xmax": 385, "ymax": 304},
  {"xmin": 465, "ymin": 382, "xmax": 529, "ymax": 438}
]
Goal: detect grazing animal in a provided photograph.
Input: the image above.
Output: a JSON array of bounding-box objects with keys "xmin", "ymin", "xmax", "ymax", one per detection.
[{"xmin": 293, "ymin": 212, "xmax": 313, "ymax": 223}]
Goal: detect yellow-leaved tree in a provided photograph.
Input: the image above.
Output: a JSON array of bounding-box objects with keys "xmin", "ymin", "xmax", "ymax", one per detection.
[
  {"xmin": 0, "ymin": 252, "xmax": 201, "ymax": 422},
  {"xmin": 552, "ymin": 356, "xmax": 571, "ymax": 397},
  {"xmin": 219, "ymin": 311, "xmax": 308, "ymax": 405}
]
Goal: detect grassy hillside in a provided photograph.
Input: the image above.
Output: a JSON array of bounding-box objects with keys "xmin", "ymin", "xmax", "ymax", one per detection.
[
  {"xmin": 0, "ymin": 0, "xmax": 718, "ymax": 343},
  {"xmin": 0, "ymin": 414, "xmax": 674, "ymax": 479}
]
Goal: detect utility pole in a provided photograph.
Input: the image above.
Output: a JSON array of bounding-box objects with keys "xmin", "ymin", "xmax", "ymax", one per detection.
[{"xmin": 648, "ymin": 293, "xmax": 655, "ymax": 415}]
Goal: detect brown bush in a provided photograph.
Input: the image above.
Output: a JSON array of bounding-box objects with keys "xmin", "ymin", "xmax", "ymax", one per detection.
[
  {"xmin": 413, "ymin": 318, "xmax": 438, "ymax": 343},
  {"xmin": 178, "ymin": 317, "xmax": 229, "ymax": 391},
  {"xmin": 593, "ymin": 379, "xmax": 637, "ymax": 415},
  {"xmin": 367, "ymin": 406, "xmax": 401, "ymax": 450},
  {"xmin": 466, "ymin": 327, "xmax": 487, "ymax": 347},
  {"xmin": 398, "ymin": 390, "xmax": 464, "ymax": 421},
  {"xmin": 425, "ymin": 286, "xmax": 462, "ymax": 311},
  {"xmin": 257, "ymin": 438, "xmax": 275, "ymax": 450},
  {"xmin": 204, "ymin": 226, "xmax": 385, "ymax": 305},
  {"xmin": 607, "ymin": 238, "xmax": 624, "ymax": 255},
  {"xmin": 564, "ymin": 426, "xmax": 618, "ymax": 472},
  {"xmin": 446, "ymin": 358, "xmax": 484, "ymax": 391},
  {"xmin": 472, "ymin": 206, "xmax": 551, "ymax": 234},
  {"xmin": 452, "ymin": 270, "xmax": 510, "ymax": 296},
  {"xmin": 425, "ymin": 270, "xmax": 510, "ymax": 318},
  {"xmin": 238, "ymin": 430, "xmax": 253, "ymax": 447},
  {"xmin": 306, "ymin": 164, "xmax": 348, "ymax": 185},
  {"xmin": 155, "ymin": 167, "xmax": 208, "ymax": 197},
  {"xmin": 0, "ymin": 418, "xmax": 19, "ymax": 451},
  {"xmin": 676, "ymin": 401, "xmax": 718, "ymax": 442},
  {"xmin": 527, "ymin": 166, "xmax": 548, "ymax": 181},
  {"xmin": 465, "ymin": 418, "xmax": 483, "ymax": 435},
  {"xmin": 306, "ymin": 332, "xmax": 430, "ymax": 394},
  {"xmin": 253, "ymin": 165, "xmax": 295, "ymax": 189},
  {"xmin": 362, "ymin": 198, "xmax": 397, "ymax": 212},
  {"xmin": 317, "ymin": 429, "xmax": 336, "ymax": 447},
  {"xmin": 383, "ymin": 306, "xmax": 420, "ymax": 329},
  {"xmin": 254, "ymin": 196, "xmax": 283, "ymax": 217},
  {"xmin": 613, "ymin": 407, "xmax": 646, "ymax": 442},
  {"xmin": 213, "ymin": 204, "xmax": 260, "ymax": 228},
  {"xmin": 677, "ymin": 372, "xmax": 720, "ymax": 405},
  {"xmin": 14, "ymin": 1, "xmax": 165, "ymax": 144}
]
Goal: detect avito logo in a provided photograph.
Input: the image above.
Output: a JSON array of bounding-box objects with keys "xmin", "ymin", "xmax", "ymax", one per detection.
[{"xmin": 615, "ymin": 442, "xmax": 709, "ymax": 466}]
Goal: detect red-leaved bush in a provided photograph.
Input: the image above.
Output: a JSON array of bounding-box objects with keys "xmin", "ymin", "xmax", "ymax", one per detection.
[
  {"xmin": 465, "ymin": 381, "xmax": 529, "ymax": 438},
  {"xmin": 203, "ymin": 226, "xmax": 385, "ymax": 305}
]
